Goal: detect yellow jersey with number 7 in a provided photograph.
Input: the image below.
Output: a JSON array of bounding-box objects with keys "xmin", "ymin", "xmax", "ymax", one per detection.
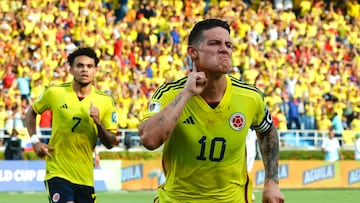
[{"xmin": 33, "ymin": 82, "xmax": 117, "ymax": 186}]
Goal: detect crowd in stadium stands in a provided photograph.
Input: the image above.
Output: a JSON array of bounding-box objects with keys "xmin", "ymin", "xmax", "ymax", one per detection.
[{"xmin": 0, "ymin": 0, "xmax": 359, "ymax": 147}]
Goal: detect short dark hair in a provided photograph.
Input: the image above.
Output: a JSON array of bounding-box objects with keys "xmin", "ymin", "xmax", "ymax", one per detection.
[
  {"xmin": 67, "ymin": 47, "xmax": 100, "ymax": 67},
  {"xmin": 188, "ymin": 18, "xmax": 230, "ymax": 46}
]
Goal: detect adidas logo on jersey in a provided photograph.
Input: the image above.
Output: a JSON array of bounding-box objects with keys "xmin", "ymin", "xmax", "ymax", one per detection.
[
  {"xmin": 60, "ymin": 104, "xmax": 68, "ymax": 109},
  {"xmin": 183, "ymin": 116, "xmax": 195, "ymax": 124}
]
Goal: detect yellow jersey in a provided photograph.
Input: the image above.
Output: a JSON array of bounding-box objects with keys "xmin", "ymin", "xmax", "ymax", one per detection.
[
  {"xmin": 33, "ymin": 82, "xmax": 117, "ymax": 186},
  {"xmin": 142, "ymin": 75, "xmax": 272, "ymax": 202}
]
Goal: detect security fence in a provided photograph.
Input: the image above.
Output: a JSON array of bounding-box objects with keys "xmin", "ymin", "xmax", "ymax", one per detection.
[{"xmin": 0, "ymin": 128, "xmax": 357, "ymax": 152}]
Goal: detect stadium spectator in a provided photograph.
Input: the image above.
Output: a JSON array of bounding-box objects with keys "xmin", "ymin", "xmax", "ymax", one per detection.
[
  {"xmin": 0, "ymin": 103, "xmax": 7, "ymax": 144},
  {"xmin": 4, "ymin": 132, "xmax": 24, "ymax": 160},
  {"xmin": 350, "ymin": 112, "xmax": 360, "ymax": 131},
  {"xmin": 12, "ymin": 103, "xmax": 25, "ymax": 130},
  {"xmin": 24, "ymin": 47, "xmax": 118, "ymax": 203},
  {"xmin": 331, "ymin": 112, "xmax": 345, "ymax": 146},
  {"xmin": 139, "ymin": 18, "xmax": 284, "ymax": 203},
  {"xmin": 39, "ymin": 109, "xmax": 52, "ymax": 144},
  {"xmin": 285, "ymin": 73, "xmax": 298, "ymax": 97},
  {"xmin": 321, "ymin": 126, "xmax": 343, "ymax": 162},
  {"xmin": 136, "ymin": 2, "xmax": 156, "ymax": 20},
  {"xmin": 169, "ymin": 26, "xmax": 181, "ymax": 56},
  {"xmin": 64, "ymin": 36, "xmax": 77, "ymax": 55},
  {"xmin": 2, "ymin": 65, "xmax": 16, "ymax": 91},
  {"xmin": 304, "ymin": 101, "xmax": 316, "ymax": 130},
  {"xmin": 4, "ymin": 103, "xmax": 25, "ymax": 137},
  {"xmin": 0, "ymin": 0, "xmax": 359, "ymax": 150},
  {"xmin": 317, "ymin": 114, "xmax": 333, "ymax": 132},
  {"xmin": 116, "ymin": 101, "xmax": 129, "ymax": 129},
  {"xmin": 30, "ymin": 78, "xmax": 44, "ymax": 102},
  {"xmin": 341, "ymin": 115, "xmax": 351, "ymax": 130},
  {"xmin": 3, "ymin": 101, "xmax": 14, "ymax": 136},
  {"xmin": 354, "ymin": 133, "xmax": 360, "ymax": 161},
  {"xmin": 124, "ymin": 112, "xmax": 140, "ymax": 149},
  {"xmin": 287, "ymin": 96, "xmax": 301, "ymax": 129},
  {"xmin": 14, "ymin": 71, "xmax": 31, "ymax": 100},
  {"xmin": 273, "ymin": 0, "xmax": 294, "ymax": 11},
  {"xmin": 276, "ymin": 108, "xmax": 290, "ymax": 146}
]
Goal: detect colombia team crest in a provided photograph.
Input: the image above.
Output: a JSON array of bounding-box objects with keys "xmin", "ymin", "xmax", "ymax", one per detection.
[
  {"xmin": 52, "ymin": 192, "xmax": 60, "ymax": 202},
  {"xmin": 229, "ymin": 112, "xmax": 246, "ymax": 131}
]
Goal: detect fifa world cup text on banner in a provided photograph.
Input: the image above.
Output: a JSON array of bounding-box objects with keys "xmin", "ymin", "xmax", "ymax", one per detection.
[{"xmin": 0, "ymin": 160, "xmax": 121, "ymax": 192}]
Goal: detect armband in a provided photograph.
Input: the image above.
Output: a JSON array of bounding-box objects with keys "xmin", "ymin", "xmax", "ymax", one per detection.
[{"xmin": 31, "ymin": 134, "xmax": 41, "ymax": 144}]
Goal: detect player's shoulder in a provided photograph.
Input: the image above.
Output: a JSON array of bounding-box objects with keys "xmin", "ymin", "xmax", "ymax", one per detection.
[
  {"xmin": 93, "ymin": 88, "xmax": 115, "ymax": 104},
  {"xmin": 43, "ymin": 82, "xmax": 71, "ymax": 93},
  {"xmin": 93, "ymin": 88, "xmax": 111, "ymax": 97},
  {"xmin": 46, "ymin": 82, "xmax": 71, "ymax": 88},
  {"xmin": 93, "ymin": 88, "xmax": 114, "ymax": 101},
  {"xmin": 151, "ymin": 76, "xmax": 187, "ymax": 100},
  {"xmin": 229, "ymin": 76, "xmax": 264, "ymax": 97}
]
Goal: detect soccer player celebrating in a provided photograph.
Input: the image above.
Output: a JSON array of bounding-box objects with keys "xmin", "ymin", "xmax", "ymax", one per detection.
[
  {"xmin": 139, "ymin": 19, "xmax": 285, "ymax": 203},
  {"xmin": 25, "ymin": 47, "xmax": 118, "ymax": 203}
]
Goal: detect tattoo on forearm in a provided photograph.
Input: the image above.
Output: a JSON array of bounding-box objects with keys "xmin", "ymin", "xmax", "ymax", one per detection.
[
  {"xmin": 158, "ymin": 95, "xmax": 182, "ymax": 125},
  {"xmin": 171, "ymin": 95, "xmax": 181, "ymax": 107},
  {"xmin": 158, "ymin": 116, "xmax": 165, "ymax": 125},
  {"xmin": 258, "ymin": 126, "xmax": 279, "ymax": 183},
  {"xmin": 158, "ymin": 112, "xmax": 178, "ymax": 124}
]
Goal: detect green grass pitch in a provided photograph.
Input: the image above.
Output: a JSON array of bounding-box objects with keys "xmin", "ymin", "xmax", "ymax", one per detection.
[{"xmin": 0, "ymin": 189, "xmax": 359, "ymax": 203}]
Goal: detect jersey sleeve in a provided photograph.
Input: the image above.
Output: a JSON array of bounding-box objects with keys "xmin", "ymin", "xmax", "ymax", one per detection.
[
  {"xmin": 140, "ymin": 83, "xmax": 178, "ymax": 122},
  {"xmin": 101, "ymin": 97, "xmax": 118, "ymax": 134},
  {"xmin": 33, "ymin": 86, "xmax": 53, "ymax": 114},
  {"xmin": 251, "ymin": 91, "xmax": 273, "ymax": 133}
]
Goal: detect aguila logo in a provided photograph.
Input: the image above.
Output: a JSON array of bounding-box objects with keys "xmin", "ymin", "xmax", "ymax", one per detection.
[{"xmin": 229, "ymin": 112, "xmax": 246, "ymax": 131}]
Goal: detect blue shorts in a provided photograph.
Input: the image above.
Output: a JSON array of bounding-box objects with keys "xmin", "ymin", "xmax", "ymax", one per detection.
[{"xmin": 45, "ymin": 177, "xmax": 96, "ymax": 203}]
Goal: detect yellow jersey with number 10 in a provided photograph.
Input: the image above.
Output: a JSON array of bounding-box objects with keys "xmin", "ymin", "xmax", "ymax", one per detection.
[{"xmin": 142, "ymin": 75, "xmax": 272, "ymax": 203}]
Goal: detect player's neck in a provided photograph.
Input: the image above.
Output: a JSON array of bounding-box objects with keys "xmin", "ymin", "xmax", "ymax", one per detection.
[
  {"xmin": 72, "ymin": 81, "xmax": 92, "ymax": 98},
  {"xmin": 201, "ymin": 76, "xmax": 226, "ymax": 103}
]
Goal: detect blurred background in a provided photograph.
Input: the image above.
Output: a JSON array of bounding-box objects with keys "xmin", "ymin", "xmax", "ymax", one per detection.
[{"xmin": 0, "ymin": 0, "xmax": 360, "ymax": 198}]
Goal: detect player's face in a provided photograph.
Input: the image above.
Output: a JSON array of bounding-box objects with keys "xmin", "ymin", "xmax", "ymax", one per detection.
[
  {"xmin": 70, "ymin": 55, "xmax": 97, "ymax": 86},
  {"xmin": 194, "ymin": 27, "xmax": 233, "ymax": 75}
]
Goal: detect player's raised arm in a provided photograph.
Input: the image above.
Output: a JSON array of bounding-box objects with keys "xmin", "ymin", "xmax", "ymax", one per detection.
[{"xmin": 139, "ymin": 62, "xmax": 208, "ymax": 150}]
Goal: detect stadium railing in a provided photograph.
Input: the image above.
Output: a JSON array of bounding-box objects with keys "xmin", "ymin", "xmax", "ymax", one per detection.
[{"xmin": 0, "ymin": 128, "xmax": 356, "ymax": 152}]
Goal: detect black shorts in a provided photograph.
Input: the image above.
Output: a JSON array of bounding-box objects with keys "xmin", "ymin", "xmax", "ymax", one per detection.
[{"xmin": 45, "ymin": 177, "xmax": 96, "ymax": 203}]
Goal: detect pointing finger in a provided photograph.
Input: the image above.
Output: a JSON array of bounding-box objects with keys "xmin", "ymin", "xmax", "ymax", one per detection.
[
  {"xmin": 44, "ymin": 147, "xmax": 52, "ymax": 159},
  {"xmin": 192, "ymin": 62, "xmax": 197, "ymax": 72}
]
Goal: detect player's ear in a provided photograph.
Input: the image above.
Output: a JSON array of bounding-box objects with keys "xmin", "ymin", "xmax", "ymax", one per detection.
[
  {"xmin": 187, "ymin": 46, "xmax": 198, "ymax": 59},
  {"xmin": 68, "ymin": 63, "xmax": 74, "ymax": 74}
]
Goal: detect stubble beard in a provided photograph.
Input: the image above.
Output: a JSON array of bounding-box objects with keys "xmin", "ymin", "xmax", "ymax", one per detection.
[{"xmin": 74, "ymin": 78, "xmax": 93, "ymax": 87}]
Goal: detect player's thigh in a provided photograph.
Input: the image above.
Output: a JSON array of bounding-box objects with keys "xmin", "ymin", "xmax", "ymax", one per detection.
[
  {"xmin": 74, "ymin": 183, "xmax": 96, "ymax": 203},
  {"xmin": 45, "ymin": 177, "xmax": 75, "ymax": 203}
]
